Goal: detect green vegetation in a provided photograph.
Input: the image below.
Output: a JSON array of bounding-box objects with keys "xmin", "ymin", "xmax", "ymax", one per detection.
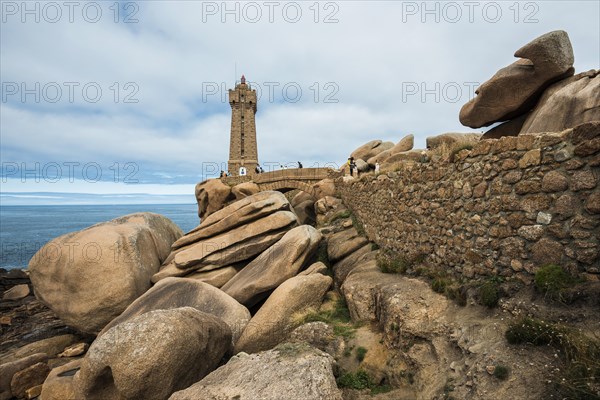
[
  {"xmin": 355, "ymin": 346, "xmax": 368, "ymax": 362},
  {"xmin": 505, "ymin": 317, "xmax": 562, "ymax": 346},
  {"xmin": 371, "ymin": 242, "xmax": 380, "ymax": 251},
  {"xmin": 479, "ymin": 280, "xmax": 500, "ymax": 308},
  {"xmin": 329, "ymin": 209, "xmax": 351, "ymax": 223},
  {"xmin": 303, "ymin": 297, "xmax": 351, "ymax": 324},
  {"xmin": 431, "ymin": 277, "xmax": 450, "ymax": 294},
  {"xmin": 377, "ymin": 251, "xmax": 410, "ymax": 274},
  {"xmin": 337, "ymin": 370, "xmax": 393, "ymax": 395},
  {"xmin": 493, "ymin": 365, "xmax": 509, "ymax": 380},
  {"xmin": 333, "ymin": 324, "xmax": 356, "ymax": 339},
  {"xmin": 506, "ymin": 317, "xmax": 600, "ymax": 399},
  {"xmin": 534, "ymin": 264, "xmax": 577, "ymax": 303},
  {"xmin": 337, "ymin": 370, "xmax": 372, "ymax": 390},
  {"xmin": 370, "ymin": 384, "xmax": 393, "ymax": 395},
  {"xmin": 303, "ymin": 297, "xmax": 357, "ymax": 338}
]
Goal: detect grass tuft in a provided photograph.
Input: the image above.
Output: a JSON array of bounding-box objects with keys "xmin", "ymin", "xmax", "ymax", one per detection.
[
  {"xmin": 355, "ymin": 346, "xmax": 368, "ymax": 362},
  {"xmin": 534, "ymin": 264, "xmax": 577, "ymax": 303},
  {"xmin": 337, "ymin": 370, "xmax": 372, "ymax": 390},
  {"xmin": 479, "ymin": 281, "xmax": 500, "ymax": 308},
  {"xmin": 506, "ymin": 317, "xmax": 600, "ymax": 399},
  {"xmin": 493, "ymin": 365, "xmax": 510, "ymax": 380}
]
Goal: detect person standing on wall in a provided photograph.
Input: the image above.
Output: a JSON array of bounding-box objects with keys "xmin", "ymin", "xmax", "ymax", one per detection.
[{"xmin": 298, "ymin": 161, "xmax": 303, "ymax": 169}]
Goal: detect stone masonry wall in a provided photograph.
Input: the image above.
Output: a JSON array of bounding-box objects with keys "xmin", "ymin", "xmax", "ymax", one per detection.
[{"xmin": 336, "ymin": 123, "xmax": 600, "ymax": 282}]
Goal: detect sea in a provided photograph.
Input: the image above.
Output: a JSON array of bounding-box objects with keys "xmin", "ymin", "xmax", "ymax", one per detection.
[{"xmin": 0, "ymin": 204, "xmax": 199, "ymax": 270}]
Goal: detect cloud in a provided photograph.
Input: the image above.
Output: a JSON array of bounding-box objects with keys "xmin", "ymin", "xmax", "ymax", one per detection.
[{"xmin": 1, "ymin": 0, "xmax": 598, "ymax": 200}]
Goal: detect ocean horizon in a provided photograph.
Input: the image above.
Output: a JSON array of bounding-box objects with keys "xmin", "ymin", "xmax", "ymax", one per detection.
[{"xmin": 0, "ymin": 203, "xmax": 199, "ymax": 270}]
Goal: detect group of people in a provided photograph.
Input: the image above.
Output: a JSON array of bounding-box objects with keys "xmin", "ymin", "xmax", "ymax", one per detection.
[
  {"xmin": 219, "ymin": 161, "xmax": 304, "ymax": 177},
  {"xmin": 347, "ymin": 157, "xmax": 380, "ymax": 176},
  {"xmin": 279, "ymin": 162, "xmax": 303, "ymax": 169}
]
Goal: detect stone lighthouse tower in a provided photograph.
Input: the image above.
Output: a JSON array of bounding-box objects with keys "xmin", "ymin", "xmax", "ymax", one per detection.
[{"xmin": 228, "ymin": 75, "xmax": 258, "ymax": 176}]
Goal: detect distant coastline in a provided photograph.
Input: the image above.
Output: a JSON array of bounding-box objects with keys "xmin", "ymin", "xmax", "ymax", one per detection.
[{"xmin": 0, "ymin": 192, "xmax": 194, "ymax": 206}]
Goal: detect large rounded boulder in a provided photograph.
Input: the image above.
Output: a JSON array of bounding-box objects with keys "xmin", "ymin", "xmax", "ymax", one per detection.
[
  {"xmin": 99, "ymin": 277, "xmax": 250, "ymax": 345},
  {"xmin": 459, "ymin": 30, "xmax": 574, "ymax": 128},
  {"xmin": 74, "ymin": 308, "xmax": 231, "ymax": 400},
  {"xmin": 28, "ymin": 213, "xmax": 182, "ymax": 334}
]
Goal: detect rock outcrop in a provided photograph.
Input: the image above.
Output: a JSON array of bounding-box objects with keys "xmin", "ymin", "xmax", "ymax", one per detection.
[
  {"xmin": 460, "ymin": 30, "xmax": 575, "ymax": 128},
  {"xmin": 367, "ymin": 134, "xmax": 415, "ymax": 166},
  {"xmin": 99, "ymin": 277, "xmax": 250, "ymax": 345},
  {"xmin": 169, "ymin": 343, "xmax": 342, "ymax": 400},
  {"xmin": 39, "ymin": 360, "xmax": 81, "ymax": 400},
  {"xmin": 185, "ymin": 265, "xmax": 240, "ymax": 288},
  {"xmin": 350, "ymin": 140, "xmax": 394, "ymax": 162},
  {"xmin": 327, "ymin": 227, "xmax": 369, "ymax": 264},
  {"xmin": 520, "ymin": 69, "xmax": 600, "ymax": 134},
  {"xmin": 1, "ymin": 353, "xmax": 48, "ymax": 400},
  {"xmin": 312, "ymin": 178, "xmax": 336, "ymax": 200},
  {"xmin": 28, "ymin": 213, "xmax": 183, "ymax": 334},
  {"xmin": 231, "ymin": 181, "xmax": 260, "ymax": 200},
  {"xmin": 74, "ymin": 308, "xmax": 231, "ymax": 400},
  {"xmin": 425, "ymin": 132, "xmax": 482, "ymax": 150},
  {"xmin": 195, "ymin": 178, "xmax": 233, "ymax": 219},
  {"xmin": 222, "ymin": 225, "xmax": 322, "ymax": 307},
  {"xmin": 153, "ymin": 191, "xmax": 298, "ymax": 282},
  {"xmin": 234, "ymin": 272, "xmax": 332, "ymax": 354}
]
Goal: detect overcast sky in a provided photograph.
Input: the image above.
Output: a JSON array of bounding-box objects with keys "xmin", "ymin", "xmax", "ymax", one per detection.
[{"xmin": 1, "ymin": 0, "xmax": 598, "ymax": 203}]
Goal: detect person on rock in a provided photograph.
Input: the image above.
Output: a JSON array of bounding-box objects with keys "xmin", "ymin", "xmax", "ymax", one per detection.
[
  {"xmin": 298, "ymin": 161, "xmax": 303, "ymax": 169},
  {"xmin": 348, "ymin": 157, "xmax": 356, "ymax": 177}
]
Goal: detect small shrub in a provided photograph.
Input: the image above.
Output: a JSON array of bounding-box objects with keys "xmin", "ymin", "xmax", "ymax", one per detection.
[
  {"xmin": 370, "ymin": 384, "xmax": 393, "ymax": 395},
  {"xmin": 377, "ymin": 252, "xmax": 409, "ymax": 274},
  {"xmin": 534, "ymin": 264, "xmax": 576, "ymax": 302},
  {"xmin": 371, "ymin": 242, "xmax": 380, "ymax": 251},
  {"xmin": 479, "ymin": 281, "xmax": 500, "ymax": 308},
  {"xmin": 355, "ymin": 346, "xmax": 368, "ymax": 362},
  {"xmin": 337, "ymin": 370, "xmax": 372, "ymax": 390},
  {"xmin": 330, "ymin": 210, "xmax": 351, "ymax": 223},
  {"xmin": 505, "ymin": 317, "xmax": 562, "ymax": 346},
  {"xmin": 493, "ymin": 365, "xmax": 509, "ymax": 380},
  {"xmin": 334, "ymin": 324, "xmax": 356, "ymax": 339},
  {"xmin": 506, "ymin": 317, "xmax": 600, "ymax": 399},
  {"xmin": 431, "ymin": 278, "xmax": 449, "ymax": 294}
]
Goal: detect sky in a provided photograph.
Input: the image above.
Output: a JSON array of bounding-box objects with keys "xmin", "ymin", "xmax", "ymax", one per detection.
[{"xmin": 1, "ymin": 0, "xmax": 599, "ymax": 204}]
